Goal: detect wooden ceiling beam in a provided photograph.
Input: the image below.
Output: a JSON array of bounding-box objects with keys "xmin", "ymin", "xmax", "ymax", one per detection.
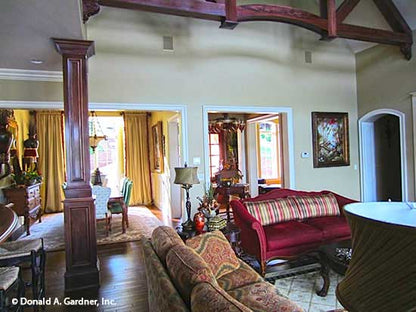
[
  {"xmin": 320, "ymin": 0, "xmax": 337, "ymax": 39},
  {"xmin": 373, "ymin": 0, "xmax": 413, "ymax": 60},
  {"xmin": 83, "ymin": 0, "xmax": 412, "ymax": 59},
  {"xmin": 97, "ymin": 0, "xmax": 224, "ymax": 21},
  {"xmin": 237, "ymin": 4, "xmax": 327, "ymax": 36},
  {"xmin": 338, "ymin": 23, "xmax": 411, "ymax": 45},
  {"xmin": 336, "ymin": 0, "xmax": 360, "ymax": 22},
  {"xmin": 220, "ymin": 0, "xmax": 238, "ymax": 29},
  {"xmin": 373, "ymin": 0, "xmax": 412, "ymax": 35},
  {"xmin": 83, "ymin": 0, "xmax": 101, "ymax": 22}
]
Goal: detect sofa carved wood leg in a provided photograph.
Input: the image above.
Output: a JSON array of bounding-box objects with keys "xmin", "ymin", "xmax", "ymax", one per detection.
[
  {"xmin": 260, "ymin": 261, "xmax": 266, "ymax": 277},
  {"xmin": 317, "ymin": 252, "xmax": 330, "ymax": 297}
]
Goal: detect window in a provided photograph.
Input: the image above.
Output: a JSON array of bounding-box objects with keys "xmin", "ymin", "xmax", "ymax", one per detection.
[
  {"xmin": 89, "ymin": 116, "xmax": 125, "ymax": 190},
  {"xmin": 209, "ymin": 133, "xmax": 221, "ymax": 178},
  {"xmin": 257, "ymin": 119, "xmax": 282, "ymax": 183}
]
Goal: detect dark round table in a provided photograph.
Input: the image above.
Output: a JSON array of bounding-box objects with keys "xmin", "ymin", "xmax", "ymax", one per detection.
[{"xmin": 320, "ymin": 240, "xmax": 351, "ymax": 275}]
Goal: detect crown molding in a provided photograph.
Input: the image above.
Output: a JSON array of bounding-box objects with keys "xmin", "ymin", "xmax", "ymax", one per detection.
[{"xmin": 0, "ymin": 68, "xmax": 63, "ymax": 82}]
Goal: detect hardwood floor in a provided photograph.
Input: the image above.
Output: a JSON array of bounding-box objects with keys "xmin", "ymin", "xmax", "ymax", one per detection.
[
  {"xmin": 30, "ymin": 242, "xmax": 147, "ymax": 312},
  {"xmin": 22, "ymin": 206, "xmax": 177, "ymax": 312},
  {"xmin": 148, "ymin": 205, "xmax": 182, "ymax": 228}
]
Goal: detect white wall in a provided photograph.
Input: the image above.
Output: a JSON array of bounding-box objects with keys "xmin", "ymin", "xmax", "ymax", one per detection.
[
  {"xmin": 86, "ymin": 7, "xmax": 360, "ymax": 201},
  {"xmin": 356, "ymin": 32, "xmax": 416, "ymax": 201}
]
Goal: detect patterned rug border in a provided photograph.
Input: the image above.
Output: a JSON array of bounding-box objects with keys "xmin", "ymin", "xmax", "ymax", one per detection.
[{"xmin": 18, "ymin": 206, "xmax": 162, "ymax": 252}]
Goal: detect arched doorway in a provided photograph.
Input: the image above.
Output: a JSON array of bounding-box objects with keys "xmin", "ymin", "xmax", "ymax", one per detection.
[{"xmin": 359, "ymin": 109, "xmax": 408, "ymax": 202}]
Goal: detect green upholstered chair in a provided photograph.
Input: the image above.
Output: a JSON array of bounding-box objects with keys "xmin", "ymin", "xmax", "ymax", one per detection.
[
  {"xmin": 120, "ymin": 177, "xmax": 129, "ymax": 196},
  {"xmin": 108, "ymin": 180, "xmax": 133, "ymax": 232}
]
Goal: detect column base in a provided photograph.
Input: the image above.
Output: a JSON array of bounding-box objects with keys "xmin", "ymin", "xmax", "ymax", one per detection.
[{"xmin": 64, "ymin": 266, "xmax": 100, "ymax": 293}]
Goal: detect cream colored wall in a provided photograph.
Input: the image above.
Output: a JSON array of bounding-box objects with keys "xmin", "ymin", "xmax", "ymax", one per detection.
[
  {"xmin": 150, "ymin": 111, "xmax": 177, "ymax": 210},
  {"xmin": 0, "ymin": 80, "xmax": 62, "ymax": 101},
  {"xmin": 87, "ymin": 7, "xmax": 360, "ymax": 201},
  {"xmin": 356, "ymin": 33, "xmax": 416, "ymax": 200}
]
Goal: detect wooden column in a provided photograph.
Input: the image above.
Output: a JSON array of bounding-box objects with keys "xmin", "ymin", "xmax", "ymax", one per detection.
[{"xmin": 53, "ymin": 38, "xmax": 99, "ymax": 292}]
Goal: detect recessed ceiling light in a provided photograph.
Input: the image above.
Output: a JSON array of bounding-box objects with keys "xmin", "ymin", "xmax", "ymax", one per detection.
[{"xmin": 30, "ymin": 59, "xmax": 44, "ymax": 65}]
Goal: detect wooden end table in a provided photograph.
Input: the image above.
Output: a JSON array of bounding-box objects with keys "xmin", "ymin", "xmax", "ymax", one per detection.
[{"xmin": 176, "ymin": 222, "xmax": 241, "ymax": 255}]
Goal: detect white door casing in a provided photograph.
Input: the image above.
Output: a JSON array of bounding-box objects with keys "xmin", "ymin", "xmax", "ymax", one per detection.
[{"xmin": 358, "ymin": 109, "xmax": 408, "ymax": 202}]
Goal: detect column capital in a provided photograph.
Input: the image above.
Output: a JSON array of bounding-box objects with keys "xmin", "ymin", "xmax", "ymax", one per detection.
[{"xmin": 53, "ymin": 38, "xmax": 95, "ymax": 58}]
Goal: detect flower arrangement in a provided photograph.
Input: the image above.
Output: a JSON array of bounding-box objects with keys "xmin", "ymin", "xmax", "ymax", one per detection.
[
  {"xmin": 197, "ymin": 184, "xmax": 219, "ymax": 218},
  {"xmin": 12, "ymin": 170, "xmax": 42, "ymax": 186}
]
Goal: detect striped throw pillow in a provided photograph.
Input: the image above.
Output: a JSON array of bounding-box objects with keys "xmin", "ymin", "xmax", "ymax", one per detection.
[
  {"xmin": 290, "ymin": 193, "xmax": 340, "ymax": 219},
  {"xmin": 244, "ymin": 198, "xmax": 300, "ymax": 226}
]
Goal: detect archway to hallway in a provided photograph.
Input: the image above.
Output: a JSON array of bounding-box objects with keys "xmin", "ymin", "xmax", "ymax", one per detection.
[{"xmin": 359, "ymin": 109, "xmax": 408, "ymax": 202}]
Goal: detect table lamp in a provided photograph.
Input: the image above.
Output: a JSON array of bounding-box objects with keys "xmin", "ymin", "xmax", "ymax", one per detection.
[{"xmin": 174, "ymin": 163, "xmax": 200, "ymax": 231}]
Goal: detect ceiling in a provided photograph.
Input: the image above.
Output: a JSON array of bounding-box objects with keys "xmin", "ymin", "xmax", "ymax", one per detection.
[
  {"xmin": 0, "ymin": 0, "xmax": 84, "ymax": 71},
  {"xmin": 0, "ymin": 0, "xmax": 415, "ymax": 72}
]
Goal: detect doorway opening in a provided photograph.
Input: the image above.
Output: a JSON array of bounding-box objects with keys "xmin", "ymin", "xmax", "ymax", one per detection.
[
  {"xmin": 203, "ymin": 106, "xmax": 295, "ymax": 198},
  {"xmin": 359, "ymin": 109, "xmax": 408, "ymax": 202}
]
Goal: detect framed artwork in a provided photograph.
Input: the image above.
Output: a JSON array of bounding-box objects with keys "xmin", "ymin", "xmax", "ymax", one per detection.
[
  {"xmin": 312, "ymin": 112, "xmax": 350, "ymax": 168},
  {"xmin": 152, "ymin": 121, "xmax": 164, "ymax": 173}
]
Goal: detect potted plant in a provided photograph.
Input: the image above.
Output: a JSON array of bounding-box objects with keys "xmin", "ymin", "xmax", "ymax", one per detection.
[
  {"xmin": 12, "ymin": 170, "xmax": 42, "ymax": 186},
  {"xmin": 197, "ymin": 184, "xmax": 219, "ymax": 219}
]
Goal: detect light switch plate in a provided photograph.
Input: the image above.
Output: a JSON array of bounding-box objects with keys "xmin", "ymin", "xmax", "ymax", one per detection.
[
  {"xmin": 301, "ymin": 152, "xmax": 310, "ymax": 158},
  {"xmin": 193, "ymin": 157, "xmax": 201, "ymax": 165}
]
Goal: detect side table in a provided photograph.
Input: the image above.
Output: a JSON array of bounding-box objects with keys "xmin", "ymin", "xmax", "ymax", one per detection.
[
  {"xmin": 221, "ymin": 223, "xmax": 241, "ymax": 256},
  {"xmin": 176, "ymin": 223, "xmax": 241, "ymax": 255},
  {"xmin": 176, "ymin": 227, "xmax": 197, "ymax": 241},
  {"xmin": 214, "ymin": 184, "xmax": 249, "ymax": 222}
]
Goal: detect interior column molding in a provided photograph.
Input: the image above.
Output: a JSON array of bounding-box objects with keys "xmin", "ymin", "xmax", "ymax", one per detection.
[{"xmin": 53, "ymin": 38, "xmax": 99, "ymax": 292}]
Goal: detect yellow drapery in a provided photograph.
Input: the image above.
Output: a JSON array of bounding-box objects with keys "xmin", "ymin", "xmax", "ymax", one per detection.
[
  {"xmin": 123, "ymin": 113, "xmax": 152, "ymax": 205},
  {"xmin": 36, "ymin": 111, "xmax": 65, "ymax": 213},
  {"xmin": 117, "ymin": 125, "xmax": 125, "ymax": 183}
]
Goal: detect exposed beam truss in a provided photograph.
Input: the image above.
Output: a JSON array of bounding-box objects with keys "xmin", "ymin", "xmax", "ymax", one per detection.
[
  {"xmin": 336, "ymin": 0, "xmax": 360, "ymax": 22},
  {"xmin": 82, "ymin": 0, "xmax": 413, "ymax": 59}
]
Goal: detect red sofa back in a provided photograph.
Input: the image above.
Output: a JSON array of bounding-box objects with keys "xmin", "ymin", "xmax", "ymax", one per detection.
[{"xmin": 241, "ymin": 188, "xmax": 357, "ymax": 214}]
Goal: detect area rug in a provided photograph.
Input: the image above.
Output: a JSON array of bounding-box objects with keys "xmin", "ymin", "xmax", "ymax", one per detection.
[
  {"xmin": 274, "ymin": 271, "xmax": 346, "ymax": 312},
  {"xmin": 18, "ymin": 206, "xmax": 162, "ymax": 252}
]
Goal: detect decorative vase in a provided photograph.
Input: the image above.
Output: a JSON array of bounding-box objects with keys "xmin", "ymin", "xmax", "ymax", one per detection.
[{"xmin": 194, "ymin": 211, "xmax": 205, "ymax": 233}]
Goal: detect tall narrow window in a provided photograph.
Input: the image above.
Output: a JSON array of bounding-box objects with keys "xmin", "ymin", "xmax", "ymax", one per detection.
[
  {"xmin": 89, "ymin": 116, "xmax": 125, "ymax": 190},
  {"xmin": 257, "ymin": 119, "xmax": 282, "ymax": 183},
  {"xmin": 209, "ymin": 133, "xmax": 221, "ymax": 178}
]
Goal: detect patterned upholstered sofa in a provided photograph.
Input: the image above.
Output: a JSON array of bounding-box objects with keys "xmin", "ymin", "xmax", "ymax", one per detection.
[
  {"xmin": 230, "ymin": 188, "xmax": 357, "ymax": 275},
  {"xmin": 142, "ymin": 226, "xmax": 303, "ymax": 312}
]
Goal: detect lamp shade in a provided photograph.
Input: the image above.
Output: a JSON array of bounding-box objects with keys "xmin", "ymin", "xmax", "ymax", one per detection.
[{"xmin": 174, "ymin": 166, "xmax": 200, "ymax": 185}]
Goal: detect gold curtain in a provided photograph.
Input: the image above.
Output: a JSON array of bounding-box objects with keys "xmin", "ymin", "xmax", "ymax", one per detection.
[
  {"xmin": 117, "ymin": 125, "xmax": 125, "ymax": 184},
  {"xmin": 123, "ymin": 113, "xmax": 152, "ymax": 205},
  {"xmin": 36, "ymin": 111, "xmax": 65, "ymax": 213}
]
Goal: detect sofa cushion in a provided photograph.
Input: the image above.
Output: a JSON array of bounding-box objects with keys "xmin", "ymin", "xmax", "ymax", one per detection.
[
  {"xmin": 142, "ymin": 239, "xmax": 189, "ymax": 312},
  {"xmin": 151, "ymin": 226, "xmax": 184, "ymax": 264},
  {"xmin": 186, "ymin": 231, "xmax": 240, "ymax": 279},
  {"xmin": 264, "ymin": 221, "xmax": 323, "ymax": 251},
  {"xmin": 290, "ymin": 193, "xmax": 340, "ymax": 219},
  {"xmin": 217, "ymin": 260, "xmax": 263, "ymax": 291},
  {"xmin": 166, "ymin": 244, "xmax": 216, "ymax": 306},
  {"xmin": 304, "ymin": 216, "xmax": 350, "ymax": 240},
  {"xmin": 191, "ymin": 282, "xmax": 252, "ymax": 312},
  {"xmin": 227, "ymin": 282, "xmax": 304, "ymax": 312},
  {"xmin": 244, "ymin": 198, "xmax": 300, "ymax": 226}
]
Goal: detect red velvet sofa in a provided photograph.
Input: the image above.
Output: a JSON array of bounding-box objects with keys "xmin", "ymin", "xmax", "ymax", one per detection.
[{"xmin": 230, "ymin": 188, "xmax": 357, "ymax": 275}]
